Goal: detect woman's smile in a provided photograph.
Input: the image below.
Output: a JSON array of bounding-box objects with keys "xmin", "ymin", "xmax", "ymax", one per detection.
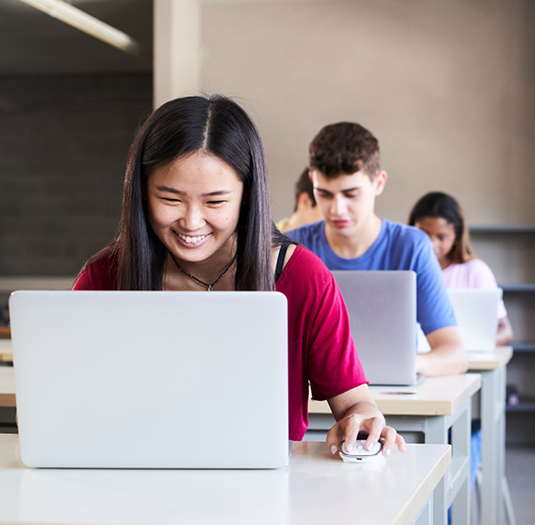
[{"xmin": 174, "ymin": 230, "xmax": 211, "ymax": 247}]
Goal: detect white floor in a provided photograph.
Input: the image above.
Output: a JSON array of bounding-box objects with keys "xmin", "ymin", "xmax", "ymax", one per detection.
[{"xmin": 505, "ymin": 446, "xmax": 535, "ymax": 525}]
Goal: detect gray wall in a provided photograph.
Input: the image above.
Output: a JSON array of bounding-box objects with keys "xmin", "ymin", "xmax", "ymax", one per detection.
[
  {"xmin": 201, "ymin": 0, "xmax": 535, "ymax": 227},
  {"xmin": 0, "ymin": 73, "xmax": 152, "ymax": 277}
]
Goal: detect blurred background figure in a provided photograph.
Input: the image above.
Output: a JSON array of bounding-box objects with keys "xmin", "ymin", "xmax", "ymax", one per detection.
[
  {"xmin": 409, "ymin": 191, "xmax": 513, "ymax": 346},
  {"xmin": 276, "ymin": 168, "xmax": 323, "ymax": 233}
]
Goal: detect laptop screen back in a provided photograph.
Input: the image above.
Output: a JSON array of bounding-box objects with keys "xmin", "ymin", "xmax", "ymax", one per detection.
[
  {"xmin": 10, "ymin": 290, "xmax": 289, "ymax": 469},
  {"xmin": 447, "ymin": 288, "xmax": 501, "ymax": 352},
  {"xmin": 332, "ymin": 271, "xmax": 417, "ymax": 386}
]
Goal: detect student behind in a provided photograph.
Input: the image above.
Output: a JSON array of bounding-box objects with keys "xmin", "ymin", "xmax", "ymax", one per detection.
[
  {"xmin": 409, "ymin": 191, "xmax": 510, "ymax": 497},
  {"xmin": 73, "ymin": 95, "xmax": 405, "ymax": 457},
  {"xmin": 408, "ymin": 191, "xmax": 513, "ymax": 346},
  {"xmin": 276, "ymin": 167, "xmax": 324, "ymax": 233},
  {"xmin": 287, "ymin": 122, "xmax": 468, "ymax": 377}
]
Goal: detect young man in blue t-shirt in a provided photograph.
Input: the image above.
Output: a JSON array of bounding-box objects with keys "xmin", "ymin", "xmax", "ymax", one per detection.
[{"xmin": 288, "ymin": 122, "xmax": 468, "ymax": 377}]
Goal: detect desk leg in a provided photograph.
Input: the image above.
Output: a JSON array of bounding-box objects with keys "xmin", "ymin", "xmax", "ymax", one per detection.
[
  {"xmin": 380, "ymin": 404, "xmax": 471, "ymax": 525},
  {"xmin": 480, "ymin": 368, "xmax": 500, "ymax": 525},
  {"xmin": 414, "ymin": 493, "xmax": 434, "ymax": 525},
  {"xmin": 424, "ymin": 401, "xmax": 471, "ymax": 525},
  {"xmin": 479, "ymin": 366, "xmax": 517, "ymax": 525},
  {"xmin": 422, "ymin": 416, "xmax": 448, "ymax": 525},
  {"xmin": 450, "ymin": 401, "xmax": 471, "ymax": 525}
]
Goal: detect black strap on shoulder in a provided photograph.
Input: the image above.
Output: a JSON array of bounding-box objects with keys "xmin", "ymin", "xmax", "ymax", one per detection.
[{"xmin": 274, "ymin": 242, "xmax": 291, "ymax": 283}]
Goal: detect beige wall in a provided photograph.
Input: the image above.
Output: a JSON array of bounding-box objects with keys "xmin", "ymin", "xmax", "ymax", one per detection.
[{"xmin": 199, "ymin": 0, "xmax": 534, "ymax": 226}]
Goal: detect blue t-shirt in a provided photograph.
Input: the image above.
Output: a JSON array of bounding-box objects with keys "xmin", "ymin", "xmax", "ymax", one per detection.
[{"xmin": 287, "ymin": 218, "xmax": 456, "ymax": 335}]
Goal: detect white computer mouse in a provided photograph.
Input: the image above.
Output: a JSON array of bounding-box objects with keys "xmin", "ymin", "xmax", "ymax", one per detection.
[{"xmin": 339, "ymin": 439, "xmax": 383, "ymax": 462}]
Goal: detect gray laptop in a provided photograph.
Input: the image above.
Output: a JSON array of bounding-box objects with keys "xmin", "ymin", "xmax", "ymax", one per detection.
[
  {"xmin": 447, "ymin": 288, "xmax": 502, "ymax": 352},
  {"xmin": 332, "ymin": 271, "xmax": 417, "ymax": 386},
  {"xmin": 9, "ymin": 290, "xmax": 289, "ymax": 469}
]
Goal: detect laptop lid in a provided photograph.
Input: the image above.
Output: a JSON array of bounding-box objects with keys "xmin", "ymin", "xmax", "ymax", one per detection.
[
  {"xmin": 447, "ymin": 288, "xmax": 501, "ymax": 352},
  {"xmin": 9, "ymin": 290, "xmax": 289, "ymax": 469},
  {"xmin": 332, "ymin": 271, "xmax": 417, "ymax": 386}
]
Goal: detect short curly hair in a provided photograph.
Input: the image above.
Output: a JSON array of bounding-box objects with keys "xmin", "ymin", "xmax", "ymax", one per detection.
[{"xmin": 309, "ymin": 122, "xmax": 380, "ymax": 179}]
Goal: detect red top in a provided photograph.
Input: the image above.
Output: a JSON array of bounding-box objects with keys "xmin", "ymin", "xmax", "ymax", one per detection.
[{"xmin": 73, "ymin": 245, "xmax": 367, "ymax": 440}]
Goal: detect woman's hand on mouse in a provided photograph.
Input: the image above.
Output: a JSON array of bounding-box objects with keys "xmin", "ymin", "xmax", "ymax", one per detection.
[{"xmin": 326, "ymin": 384, "xmax": 406, "ymax": 457}]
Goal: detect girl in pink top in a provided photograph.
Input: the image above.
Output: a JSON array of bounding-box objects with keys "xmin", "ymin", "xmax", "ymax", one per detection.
[{"xmin": 409, "ymin": 192, "xmax": 513, "ymax": 346}]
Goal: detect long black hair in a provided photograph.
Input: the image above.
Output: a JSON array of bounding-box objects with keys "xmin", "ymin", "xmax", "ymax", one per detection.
[
  {"xmin": 408, "ymin": 191, "xmax": 475, "ymax": 264},
  {"xmin": 85, "ymin": 95, "xmax": 284, "ymax": 291}
]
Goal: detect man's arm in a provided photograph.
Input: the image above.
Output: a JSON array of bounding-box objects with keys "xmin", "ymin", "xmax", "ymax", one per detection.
[{"xmin": 416, "ymin": 326, "xmax": 468, "ymax": 376}]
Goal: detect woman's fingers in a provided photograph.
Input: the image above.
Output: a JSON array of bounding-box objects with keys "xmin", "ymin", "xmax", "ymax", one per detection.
[{"xmin": 326, "ymin": 414, "xmax": 361, "ymax": 454}]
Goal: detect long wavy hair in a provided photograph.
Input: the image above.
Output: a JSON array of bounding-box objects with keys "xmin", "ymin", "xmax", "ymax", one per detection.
[
  {"xmin": 83, "ymin": 95, "xmax": 286, "ymax": 291},
  {"xmin": 408, "ymin": 191, "xmax": 475, "ymax": 264}
]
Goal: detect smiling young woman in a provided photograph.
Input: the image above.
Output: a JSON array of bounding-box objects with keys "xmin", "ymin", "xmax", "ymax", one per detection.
[{"xmin": 73, "ymin": 94, "xmax": 405, "ymax": 456}]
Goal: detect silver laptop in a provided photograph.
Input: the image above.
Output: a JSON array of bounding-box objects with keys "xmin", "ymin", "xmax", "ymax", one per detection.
[
  {"xmin": 332, "ymin": 271, "xmax": 417, "ymax": 386},
  {"xmin": 9, "ymin": 290, "xmax": 289, "ymax": 469},
  {"xmin": 447, "ymin": 288, "xmax": 501, "ymax": 352}
]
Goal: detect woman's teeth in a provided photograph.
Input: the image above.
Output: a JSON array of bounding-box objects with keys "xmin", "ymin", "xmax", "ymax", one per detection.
[{"xmin": 178, "ymin": 233, "xmax": 206, "ymax": 244}]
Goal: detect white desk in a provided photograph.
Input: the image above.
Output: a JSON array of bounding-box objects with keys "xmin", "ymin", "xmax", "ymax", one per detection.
[
  {"xmin": 468, "ymin": 347, "xmax": 516, "ymax": 525},
  {"xmin": 0, "ymin": 435, "xmax": 450, "ymax": 525},
  {"xmin": 0, "ymin": 364, "xmax": 471, "ymax": 524},
  {"xmin": 3, "ymin": 341, "xmax": 508, "ymax": 522},
  {"xmin": 0, "ymin": 367, "xmax": 15, "ymax": 408},
  {"xmin": 308, "ymin": 373, "xmax": 481, "ymax": 525},
  {"xmin": 0, "ymin": 367, "xmax": 15, "ymax": 432},
  {"xmin": 0, "ymin": 339, "xmax": 12, "ymax": 363}
]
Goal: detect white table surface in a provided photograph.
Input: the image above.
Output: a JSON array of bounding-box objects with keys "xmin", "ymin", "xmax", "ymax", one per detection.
[
  {"xmin": 0, "ymin": 348, "xmax": 490, "ymax": 524},
  {"xmin": 467, "ymin": 346, "xmax": 513, "ymax": 371},
  {"xmin": 0, "ymin": 339, "xmax": 12, "ymax": 362},
  {"xmin": 308, "ymin": 374, "xmax": 481, "ymax": 525},
  {"xmin": 0, "ymin": 434, "xmax": 450, "ymax": 525},
  {"xmin": 0, "ymin": 367, "xmax": 15, "ymax": 407}
]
